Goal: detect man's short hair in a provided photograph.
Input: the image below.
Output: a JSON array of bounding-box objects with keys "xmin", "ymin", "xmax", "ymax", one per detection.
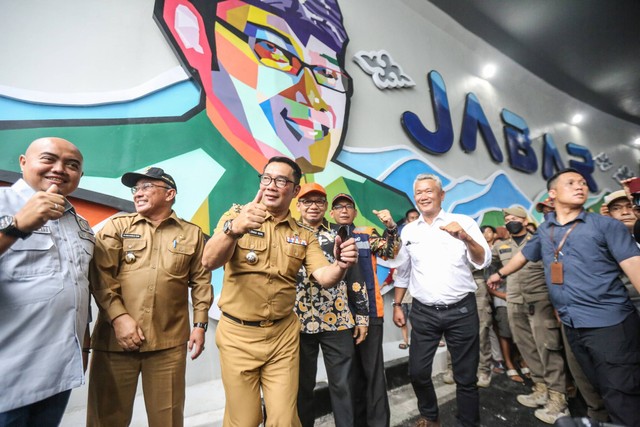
[
  {"xmin": 172, "ymin": 0, "xmax": 348, "ymax": 54},
  {"xmin": 546, "ymin": 168, "xmax": 583, "ymax": 190},
  {"xmin": 414, "ymin": 174, "xmax": 443, "ymax": 191},
  {"xmin": 405, "ymin": 208, "xmax": 419, "ymax": 218},
  {"xmin": 265, "ymin": 156, "xmax": 302, "ymax": 184}
]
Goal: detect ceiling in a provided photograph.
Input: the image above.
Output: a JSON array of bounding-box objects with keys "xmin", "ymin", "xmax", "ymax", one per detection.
[{"xmin": 427, "ymin": 0, "xmax": 640, "ymax": 127}]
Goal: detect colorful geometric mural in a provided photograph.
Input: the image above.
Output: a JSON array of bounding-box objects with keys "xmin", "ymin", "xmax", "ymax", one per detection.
[{"xmin": 0, "ymin": 0, "xmax": 622, "ymax": 240}]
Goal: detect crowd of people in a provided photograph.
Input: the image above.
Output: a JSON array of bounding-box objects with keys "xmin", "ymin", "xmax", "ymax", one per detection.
[{"xmin": 1, "ymin": 138, "xmax": 640, "ymax": 427}]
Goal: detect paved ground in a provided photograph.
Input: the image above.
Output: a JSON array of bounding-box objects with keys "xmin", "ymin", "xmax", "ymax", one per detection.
[{"xmin": 318, "ymin": 371, "xmax": 589, "ymax": 427}]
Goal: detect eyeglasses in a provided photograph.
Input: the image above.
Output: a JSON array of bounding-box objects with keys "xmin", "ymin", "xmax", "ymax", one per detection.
[
  {"xmin": 131, "ymin": 183, "xmax": 171, "ymax": 194},
  {"xmin": 259, "ymin": 174, "xmax": 296, "ymax": 189},
  {"xmin": 332, "ymin": 204, "xmax": 355, "ymax": 211},
  {"xmin": 299, "ymin": 199, "xmax": 327, "ymax": 207},
  {"xmin": 216, "ymin": 18, "xmax": 351, "ymax": 93}
]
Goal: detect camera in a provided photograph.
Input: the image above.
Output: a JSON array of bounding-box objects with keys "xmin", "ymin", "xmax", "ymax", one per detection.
[{"xmin": 628, "ymin": 177, "xmax": 640, "ymax": 207}]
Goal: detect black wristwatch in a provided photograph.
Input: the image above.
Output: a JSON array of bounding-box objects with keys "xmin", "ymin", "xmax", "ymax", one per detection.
[
  {"xmin": 392, "ymin": 301, "xmax": 403, "ymax": 307},
  {"xmin": 0, "ymin": 215, "xmax": 31, "ymax": 239},
  {"xmin": 193, "ymin": 322, "xmax": 208, "ymax": 332}
]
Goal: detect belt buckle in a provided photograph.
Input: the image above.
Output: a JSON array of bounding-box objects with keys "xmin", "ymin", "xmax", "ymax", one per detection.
[
  {"xmin": 259, "ymin": 320, "xmax": 274, "ymax": 327},
  {"xmin": 435, "ymin": 304, "xmax": 448, "ymax": 311}
]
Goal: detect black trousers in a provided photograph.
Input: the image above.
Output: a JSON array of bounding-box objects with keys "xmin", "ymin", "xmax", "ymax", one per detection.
[
  {"xmin": 409, "ymin": 294, "xmax": 480, "ymax": 427},
  {"xmin": 564, "ymin": 312, "xmax": 640, "ymax": 427},
  {"xmin": 298, "ymin": 329, "xmax": 356, "ymax": 427},
  {"xmin": 353, "ymin": 321, "xmax": 390, "ymax": 427},
  {"xmin": 0, "ymin": 390, "xmax": 71, "ymax": 427}
]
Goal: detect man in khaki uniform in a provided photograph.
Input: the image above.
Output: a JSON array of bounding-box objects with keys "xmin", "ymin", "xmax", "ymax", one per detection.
[
  {"xmin": 88, "ymin": 167, "xmax": 212, "ymax": 427},
  {"xmin": 473, "ymin": 226, "xmax": 497, "ymax": 388},
  {"xmin": 490, "ymin": 206, "xmax": 567, "ymax": 424},
  {"xmin": 202, "ymin": 157, "xmax": 358, "ymax": 427}
]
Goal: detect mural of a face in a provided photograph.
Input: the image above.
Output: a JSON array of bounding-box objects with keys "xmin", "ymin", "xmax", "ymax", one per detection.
[{"xmin": 158, "ymin": 0, "xmax": 350, "ymax": 173}]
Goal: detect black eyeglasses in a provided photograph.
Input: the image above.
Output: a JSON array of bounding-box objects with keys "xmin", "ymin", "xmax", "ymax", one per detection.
[
  {"xmin": 299, "ymin": 199, "xmax": 327, "ymax": 207},
  {"xmin": 332, "ymin": 204, "xmax": 355, "ymax": 211},
  {"xmin": 131, "ymin": 183, "xmax": 171, "ymax": 194},
  {"xmin": 259, "ymin": 174, "xmax": 296, "ymax": 189},
  {"xmin": 216, "ymin": 18, "xmax": 351, "ymax": 93}
]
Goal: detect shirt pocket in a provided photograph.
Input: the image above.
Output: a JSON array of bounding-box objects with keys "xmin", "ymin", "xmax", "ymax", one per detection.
[
  {"xmin": 1, "ymin": 233, "xmax": 63, "ymax": 307},
  {"xmin": 7, "ymin": 233, "xmax": 59, "ymax": 278},
  {"xmin": 166, "ymin": 241, "xmax": 196, "ymax": 276},
  {"xmin": 284, "ymin": 242, "xmax": 305, "ymax": 278},
  {"xmin": 236, "ymin": 236, "xmax": 267, "ymax": 266},
  {"xmin": 121, "ymin": 238, "xmax": 147, "ymax": 272}
]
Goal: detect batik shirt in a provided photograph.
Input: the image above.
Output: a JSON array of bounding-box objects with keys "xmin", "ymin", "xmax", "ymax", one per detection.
[{"xmin": 295, "ymin": 222, "xmax": 369, "ymax": 333}]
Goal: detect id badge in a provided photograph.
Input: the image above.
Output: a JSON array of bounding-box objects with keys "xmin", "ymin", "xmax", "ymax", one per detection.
[{"xmin": 550, "ymin": 261, "xmax": 563, "ymax": 285}]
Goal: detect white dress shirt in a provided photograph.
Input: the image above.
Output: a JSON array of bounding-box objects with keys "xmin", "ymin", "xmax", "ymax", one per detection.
[{"xmin": 394, "ymin": 209, "xmax": 491, "ymax": 305}]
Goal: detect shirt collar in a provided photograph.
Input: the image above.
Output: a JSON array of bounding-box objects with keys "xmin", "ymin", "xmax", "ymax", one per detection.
[
  {"xmin": 131, "ymin": 210, "xmax": 179, "ymax": 225},
  {"xmin": 416, "ymin": 209, "xmax": 446, "ymax": 226},
  {"xmin": 12, "ymin": 179, "xmax": 37, "ymax": 201},
  {"xmin": 547, "ymin": 209, "xmax": 587, "ymax": 226}
]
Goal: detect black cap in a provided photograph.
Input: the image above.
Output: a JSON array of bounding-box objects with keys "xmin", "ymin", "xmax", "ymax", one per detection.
[
  {"xmin": 332, "ymin": 193, "xmax": 355, "ymax": 206},
  {"xmin": 121, "ymin": 167, "xmax": 177, "ymax": 191}
]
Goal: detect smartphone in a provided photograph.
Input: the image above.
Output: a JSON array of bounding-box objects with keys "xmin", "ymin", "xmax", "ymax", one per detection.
[{"xmin": 335, "ymin": 225, "xmax": 350, "ymax": 262}]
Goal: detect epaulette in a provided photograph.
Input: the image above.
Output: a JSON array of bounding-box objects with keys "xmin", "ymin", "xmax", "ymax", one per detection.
[
  {"xmin": 296, "ymin": 221, "xmax": 316, "ymax": 233},
  {"xmin": 222, "ymin": 204, "xmax": 243, "ymax": 216}
]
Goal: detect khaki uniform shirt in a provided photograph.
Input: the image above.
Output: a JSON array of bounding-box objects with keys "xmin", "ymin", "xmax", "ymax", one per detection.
[
  {"xmin": 90, "ymin": 212, "xmax": 212, "ymax": 352},
  {"xmin": 491, "ymin": 233, "xmax": 548, "ymax": 304},
  {"xmin": 216, "ymin": 206, "xmax": 330, "ymax": 322}
]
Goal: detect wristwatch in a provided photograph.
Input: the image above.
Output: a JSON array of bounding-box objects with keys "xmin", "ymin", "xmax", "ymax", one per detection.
[
  {"xmin": 193, "ymin": 322, "xmax": 208, "ymax": 332},
  {"xmin": 0, "ymin": 215, "xmax": 31, "ymax": 239},
  {"xmin": 392, "ymin": 301, "xmax": 403, "ymax": 307},
  {"xmin": 223, "ymin": 219, "xmax": 243, "ymax": 239}
]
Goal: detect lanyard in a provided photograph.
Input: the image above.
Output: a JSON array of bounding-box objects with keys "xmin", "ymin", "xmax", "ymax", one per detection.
[{"xmin": 549, "ymin": 222, "xmax": 579, "ymax": 262}]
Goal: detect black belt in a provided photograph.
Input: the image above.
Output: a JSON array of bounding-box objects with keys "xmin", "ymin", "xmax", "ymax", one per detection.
[
  {"xmin": 223, "ymin": 312, "xmax": 283, "ymax": 327},
  {"xmin": 420, "ymin": 292, "xmax": 473, "ymax": 311}
]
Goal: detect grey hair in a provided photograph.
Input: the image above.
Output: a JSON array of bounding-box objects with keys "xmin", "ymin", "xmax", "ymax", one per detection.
[{"xmin": 414, "ymin": 174, "xmax": 443, "ymax": 191}]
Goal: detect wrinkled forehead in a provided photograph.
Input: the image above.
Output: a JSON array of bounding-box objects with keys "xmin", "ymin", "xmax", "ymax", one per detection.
[{"xmin": 217, "ymin": 0, "xmax": 347, "ymax": 54}]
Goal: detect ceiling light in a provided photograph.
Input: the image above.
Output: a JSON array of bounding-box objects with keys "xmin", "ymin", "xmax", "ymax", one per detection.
[
  {"xmin": 633, "ymin": 137, "xmax": 640, "ymax": 146},
  {"xmin": 481, "ymin": 64, "xmax": 497, "ymax": 79},
  {"xmin": 570, "ymin": 113, "xmax": 583, "ymax": 125}
]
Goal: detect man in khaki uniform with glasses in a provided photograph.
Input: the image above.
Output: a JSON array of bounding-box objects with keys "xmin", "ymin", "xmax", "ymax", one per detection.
[
  {"xmin": 202, "ymin": 157, "xmax": 358, "ymax": 427},
  {"xmin": 88, "ymin": 167, "xmax": 212, "ymax": 427}
]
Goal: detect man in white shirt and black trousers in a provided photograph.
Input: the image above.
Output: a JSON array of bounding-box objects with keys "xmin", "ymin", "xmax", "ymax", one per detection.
[{"xmin": 393, "ymin": 174, "xmax": 491, "ymax": 427}]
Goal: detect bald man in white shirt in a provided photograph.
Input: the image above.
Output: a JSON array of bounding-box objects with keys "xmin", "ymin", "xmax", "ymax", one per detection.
[{"xmin": 392, "ymin": 174, "xmax": 491, "ymax": 427}]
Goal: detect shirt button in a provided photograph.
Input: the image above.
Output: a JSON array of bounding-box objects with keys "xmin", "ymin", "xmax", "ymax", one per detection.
[
  {"xmin": 145, "ymin": 308, "xmax": 150, "ymax": 313},
  {"xmin": 151, "ymin": 266, "xmax": 156, "ymax": 269},
  {"xmin": 148, "ymin": 286, "xmax": 154, "ymax": 291}
]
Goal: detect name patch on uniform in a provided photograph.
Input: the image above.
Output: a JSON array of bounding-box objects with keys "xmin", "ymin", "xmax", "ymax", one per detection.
[
  {"xmin": 248, "ymin": 229, "xmax": 265, "ymax": 237},
  {"xmin": 498, "ymin": 248, "xmax": 512, "ymax": 254},
  {"xmin": 286, "ymin": 235, "xmax": 307, "ymax": 246},
  {"xmin": 122, "ymin": 233, "xmax": 141, "ymax": 239},
  {"xmin": 33, "ymin": 226, "xmax": 51, "ymax": 234}
]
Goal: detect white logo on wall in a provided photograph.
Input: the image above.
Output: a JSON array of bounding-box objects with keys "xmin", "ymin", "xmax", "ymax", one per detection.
[{"xmin": 353, "ymin": 50, "xmax": 415, "ymax": 90}]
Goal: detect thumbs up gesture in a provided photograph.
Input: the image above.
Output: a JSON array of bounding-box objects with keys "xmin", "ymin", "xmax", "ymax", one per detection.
[
  {"xmin": 234, "ymin": 189, "xmax": 268, "ymax": 234},
  {"xmin": 373, "ymin": 209, "xmax": 397, "ymax": 230},
  {"xmin": 13, "ymin": 184, "xmax": 66, "ymax": 233}
]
